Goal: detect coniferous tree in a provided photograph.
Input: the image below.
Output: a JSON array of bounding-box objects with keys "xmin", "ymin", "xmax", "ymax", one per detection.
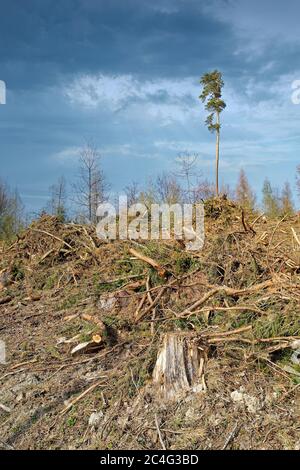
[
  {"xmin": 262, "ymin": 179, "xmax": 280, "ymax": 218},
  {"xmin": 280, "ymin": 181, "xmax": 294, "ymax": 216},
  {"xmin": 0, "ymin": 179, "xmax": 24, "ymax": 240},
  {"xmin": 200, "ymin": 70, "xmax": 226, "ymax": 196},
  {"xmin": 49, "ymin": 176, "xmax": 67, "ymax": 222},
  {"xmin": 235, "ymin": 169, "xmax": 256, "ymax": 211}
]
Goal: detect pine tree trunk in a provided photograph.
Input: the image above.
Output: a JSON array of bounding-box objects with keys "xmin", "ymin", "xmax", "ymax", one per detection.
[{"xmin": 215, "ymin": 112, "xmax": 220, "ymax": 197}]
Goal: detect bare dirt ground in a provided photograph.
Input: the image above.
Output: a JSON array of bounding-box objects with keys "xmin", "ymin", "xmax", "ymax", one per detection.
[{"xmin": 0, "ymin": 201, "xmax": 299, "ymax": 450}]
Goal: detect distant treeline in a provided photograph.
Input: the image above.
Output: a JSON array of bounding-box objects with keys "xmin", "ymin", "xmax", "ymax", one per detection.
[{"xmin": 1, "ymin": 143, "xmax": 300, "ymax": 241}]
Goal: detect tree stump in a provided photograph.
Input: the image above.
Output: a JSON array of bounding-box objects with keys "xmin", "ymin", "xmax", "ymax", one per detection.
[{"xmin": 153, "ymin": 332, "xmax": 207, "ymax": 401}]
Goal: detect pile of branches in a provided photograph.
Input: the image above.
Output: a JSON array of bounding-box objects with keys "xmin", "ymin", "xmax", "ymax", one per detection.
[
  {"xmin": 0, "ymin": 215, "xmax": 109, "ymax": 291},
  {"xmin": 1, "ymin": 202, "xmax": 299, "ymax": 363},
  {"xmin": 6, "ymin": 215, "xmax": 102, "ymax": 264}
]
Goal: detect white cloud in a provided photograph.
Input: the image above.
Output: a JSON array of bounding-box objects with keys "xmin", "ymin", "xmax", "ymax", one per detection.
[
  {"xmin": 61, "ymin": 70, "xmax": 300, "ymax": 173},
  {"xmin": 64, "ymin": 70, "xmax": 300, "ymax": 131},
  {"xmin": 147, "ymin": 0, "xmax": 180, "ymax": 14},
  {"xmin": 63, "ymin": 73, "xmax": 201, "ymax": 124},
  {"xmin": 52, "ymin": 146, "xmax": 81, "ymax": 162},
  {"xmin": 51, "ymin": 142, "xmax": 164, "ymax": 164}
]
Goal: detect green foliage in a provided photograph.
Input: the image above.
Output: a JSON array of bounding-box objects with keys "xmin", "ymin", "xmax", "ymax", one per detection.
[
  {"xmin": 199, "ymin": 70, "xmax": 226, "ymax": 196},
  {"xmin": 262, "ymin": 178, "xmax": 281, "ymax": 218},
  {"xmin": 66, "ymin": 415, "xmax": 77, "ymax": 427},
  {"xmin": 199, "ymin": 70, "xmax": 226, "ymax": 133},
  {"xmin": 262, "ymin": 179, "xmax": 295, "ymax": 218},
  {"xmin": 56, "ymin": 205, "xmax": 67, "ymax": 223},
  {"xmin": 11, "ymin": 262, "xmax": 25, "ymax": 281},
  {"xmin": 0, "ymin": 214, "xmax": 17, "ymax": 240},
  {"xmin": 254, "ymin": 312, "xmax": 300, "ymax": 339},
  {"xmin": 93, "ymin": 273, "xmax": 125, "ymax": 295}
]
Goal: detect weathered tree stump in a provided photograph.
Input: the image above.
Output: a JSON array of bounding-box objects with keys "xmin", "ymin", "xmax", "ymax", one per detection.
[{"xmin": 153, "ymin": 332, "xmax": 207, "ymax": 401}]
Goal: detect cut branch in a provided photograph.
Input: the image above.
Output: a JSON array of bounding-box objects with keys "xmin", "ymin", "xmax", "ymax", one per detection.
[
  {"xmin": 180, "ymin": 279, "xmax": 274, "ymax": 317},
  {"xmin": 129, "ymin": 248, "xmax": 167, "ymax": 278}
]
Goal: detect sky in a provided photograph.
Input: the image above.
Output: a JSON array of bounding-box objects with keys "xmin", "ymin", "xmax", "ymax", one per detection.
[{"xmin": 0, "ymin": 0, "xmax": 300, "ymax": 213}]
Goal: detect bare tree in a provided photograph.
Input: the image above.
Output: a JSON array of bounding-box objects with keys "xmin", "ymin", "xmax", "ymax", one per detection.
[
  {"xmin": 124, "ymin": 181, "xmax": 140, "ymax": 206},
  {"xmin": 174, "ymin": 152, "xmax": 200, "ymax": 203},
  {"xmin": 49, "ymin": 176, "xmax": 67, "ymax": 221},
  {"xmin": 73, "ymin": 143, "xmax": 109, "ymax": 223},
  {"xmin": 137, "ymin": 173, "xmax": 182, "ymax": 208},
  {"xmin": 155, "ymin": 173, "xmax": 182, "ymax": 204},
  {"xmin": 194, "ymin": 178, "xmax": 215, "ymax": 201},
  {"xmin": 10, "ymin": 189, "xmax": 24, "ymax": 234}
]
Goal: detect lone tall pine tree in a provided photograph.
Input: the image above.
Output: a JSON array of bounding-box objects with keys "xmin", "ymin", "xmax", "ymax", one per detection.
[{"xmin": 200, "ymin": 70, "xmax": 226, "ymax": 196}]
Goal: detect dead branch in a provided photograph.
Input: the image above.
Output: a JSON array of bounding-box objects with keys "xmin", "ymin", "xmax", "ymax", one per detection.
[
  {"xmin": 30, "ymin": 228, "xmax": 73, "ymax": 250},
  {"xmin": 291, "ymin": 227, "xmax": 300, "ymax": 247},
  {"xmin": 241, "ymin": 210, "xmax": 256, "ymax": 235},
  {"xmin": 136, "ymin": 286, "xmax": 168, "ymax": 321},
  {"xmin": 198, "ymin": 305, "xmax": 266, "ymax": 316},
  {"xmin": 180, "ymin": 279, "xmax": 274, "ymax": 317},
  {"xmin": 60, "ymin": 380, "xmax": 106, "ymax": 415},
  {"xmin": 155, "ymin": 414, "xmax": 167, "ymax": 450},
  {"xmin": 146, "ymin": 276, "xmax": 156, "ymax": 335},
  {"xmin": 205, "ymin": 325, "xmax": 252, "ymax": 338},
  {"xmin": 135, "ymin": 293, "xmax": 148, "ymax": 319},
  {"xmin": 222, "ymin": 422, "xmax": 241, "ymax": 450},
  {"xmin": 81, "ymin": 313, "xmax": 106, "ymax": 335},
  {"xmin": 129, "ymin": 248, "xmax": 167, "ymax": 278}
]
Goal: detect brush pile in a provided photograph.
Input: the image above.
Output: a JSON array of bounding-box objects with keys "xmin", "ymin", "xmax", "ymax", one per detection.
[{"xmin": 0, "ymin": 200, "xmax": 299, "ymax": 450}]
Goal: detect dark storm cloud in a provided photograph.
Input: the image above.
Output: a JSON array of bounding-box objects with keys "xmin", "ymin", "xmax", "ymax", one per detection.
[{"xmin": 0, "ymin": 0, "xmax": 239, "ymax": 89}]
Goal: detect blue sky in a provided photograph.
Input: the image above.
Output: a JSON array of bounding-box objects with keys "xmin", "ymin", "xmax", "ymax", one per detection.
[{"xmin": 0, "ymin": 0, "xmax": 300, "ymax": 213}]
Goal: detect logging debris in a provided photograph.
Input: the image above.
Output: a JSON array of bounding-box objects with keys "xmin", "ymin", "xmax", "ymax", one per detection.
[{"xmin": 0, "ymin": 200, "xmax": 299, "ymax": 449}]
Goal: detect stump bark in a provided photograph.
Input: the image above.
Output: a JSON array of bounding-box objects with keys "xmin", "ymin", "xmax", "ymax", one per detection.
[{"xmin": 153, "ymin": 332, "xmax": 207, "ymax": 401}]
